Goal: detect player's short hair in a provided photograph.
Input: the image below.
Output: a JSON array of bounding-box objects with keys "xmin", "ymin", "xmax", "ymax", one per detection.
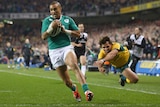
[
  {"xmin": 99, "ymin": 36, "xmax": 112, "ymax": 46},
  {"xmin": 138, "ymin": 27, "xmax": 143, "ymax": 33},
  {"xmin": 50, "ymin": 1, "xmax": 61, "ymax": 7},
  {"xmin": 136, "ymin": 26, "xmax": 143, "ymax": 33}
]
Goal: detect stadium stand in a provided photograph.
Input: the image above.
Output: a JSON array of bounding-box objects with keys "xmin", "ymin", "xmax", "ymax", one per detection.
[
  {"xmin": 0, "ymin": 0, "xmax": 158, "ymax": 14},
  {"xmin": 0, "ymin": 0, "xmax": 160, "ymax": 74}
]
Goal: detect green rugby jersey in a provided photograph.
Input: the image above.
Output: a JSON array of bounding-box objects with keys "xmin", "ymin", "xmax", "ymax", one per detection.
[{"xmin": 41, "ymin": 15, "xmax": 78, "ymax": 49}]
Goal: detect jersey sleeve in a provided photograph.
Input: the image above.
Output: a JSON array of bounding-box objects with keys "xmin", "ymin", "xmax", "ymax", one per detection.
[
  {"xmin": 112, "ymin": 43, "xmax": 121, "ymax": 50},
  {"xmin": 68, "ymin": 17, "xmax": 78, "ymax": 30},
  {"xmin": 41, "ymin": 17, "xmax": 50, "ymax": 34},
  {"xmin": 98, "ymin": 49, "xmax": 106, "ymax": 60}
]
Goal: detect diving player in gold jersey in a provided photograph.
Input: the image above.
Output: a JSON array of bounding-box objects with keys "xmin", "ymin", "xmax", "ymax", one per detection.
[{"xmin": 96, "ymin": 36, "xmax": 139, "ymax": 86}]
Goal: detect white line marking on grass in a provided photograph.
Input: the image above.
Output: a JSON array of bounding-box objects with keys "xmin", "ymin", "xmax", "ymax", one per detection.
[
  {"xmin": 0, "ymin": 70, "xmax": 159, "ymax": 95},
  {"xmin": 0, "ymin": 103, "xmax": 159, "ymax": 107},
  {"xmin": 0, "ymin": 90, "xmax": 14, "ymax": 93},
  {"xmin": 88, "ymin": 83, "xmax": 159, "ymax": 95}
]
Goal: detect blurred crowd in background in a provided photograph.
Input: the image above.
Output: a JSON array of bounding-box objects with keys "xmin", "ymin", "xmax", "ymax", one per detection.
[
  {"xmin": 0, "ymin": 0, "xmax": 158, "ymax": 14},
  {"xmin": 0, "ymin": 19, "xmax": 160, "ymax": 67},
  {"xmin": 0, "ymin": 0, "xmax": 160, "ymax": 69}
]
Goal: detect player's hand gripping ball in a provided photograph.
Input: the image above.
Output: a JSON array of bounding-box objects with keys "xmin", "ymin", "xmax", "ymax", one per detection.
[{"xmin": 50, "ymin": 20, "xmax": 61, "ymax": 37}]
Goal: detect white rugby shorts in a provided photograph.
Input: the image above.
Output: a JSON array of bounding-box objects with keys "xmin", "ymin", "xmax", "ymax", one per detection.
[{"xmin": 49, "ymin": 45, "xmax": 75, "ymax": 69}]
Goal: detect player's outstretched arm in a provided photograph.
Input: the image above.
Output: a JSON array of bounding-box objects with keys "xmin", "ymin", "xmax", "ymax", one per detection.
[{"xmin": 95, "ymin": 59, "xmax": 105, "ymax": 74}]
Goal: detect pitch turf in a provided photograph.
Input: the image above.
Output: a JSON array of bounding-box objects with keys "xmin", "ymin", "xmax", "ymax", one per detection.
[{"xmin": 0, "ymin": 64, "xmax": 160, "ymax": 107}]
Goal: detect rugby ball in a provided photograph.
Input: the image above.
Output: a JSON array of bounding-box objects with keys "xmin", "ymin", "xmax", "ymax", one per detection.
[{"xmin": 50, "ymin": 20, "xmax": 61, "ymax": 37}]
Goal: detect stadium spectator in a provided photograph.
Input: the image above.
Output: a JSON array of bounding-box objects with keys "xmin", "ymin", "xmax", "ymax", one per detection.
[
  {"xmin": 32, "ymin": 48, "xmax": 41, "ymax": 64},
  {"xmin": 126, "ymin": 27, "xmax": 146, "ymax": 73},
  {"xmin": 38, "ymin": 51, "xmax": 53, "ymax": 70},
  {"xmin": 71, "ymin": 23, "xmax": 88, "ymax": 78},
  {"xmin": 96, "ymin": 36, "xmax": 139, "ymax": 86},
  {"xmin": 41, "ymin": 1, "xmax": 93, "ymax": 102},
  {"xmin": 15, "ymin": 52, "xmax": 24, "ymax": 69},
  {"xmin": 21, "ymin": 38, "xmax": 33, "ymax": 69}
]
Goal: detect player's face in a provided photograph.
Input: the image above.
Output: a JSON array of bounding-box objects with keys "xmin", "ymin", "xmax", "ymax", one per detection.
[
  {"xmin": 101, "ymin": 41, "xmax": 112, "ymax": 53},
  {"xmin": 78, "ymin": 24, "xmax": 84, "ymax": 32},
  {"xmin": 134, "ymin": 28, "xmax": 140, "ymax": 35},
  {"xmin": 50, "ymin": 3, "xmax": 62, "ymax": 19}
]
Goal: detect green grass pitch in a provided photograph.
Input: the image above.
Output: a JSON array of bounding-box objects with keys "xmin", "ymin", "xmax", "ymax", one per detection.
[{"xmin": 0, "ymin": 64, "xmax": 160, "ymax": 107}]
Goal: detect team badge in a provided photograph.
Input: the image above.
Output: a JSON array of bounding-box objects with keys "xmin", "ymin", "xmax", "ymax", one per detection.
[
  {"xmin": 49, "ymin": 18, "xmax": 53, "ymax": 21},
  {"xmin": 64, "ymin": 19, "xmax": 69, "ymax": 23}
]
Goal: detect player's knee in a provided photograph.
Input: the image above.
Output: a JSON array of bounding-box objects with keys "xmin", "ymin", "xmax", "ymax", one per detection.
[
  {"xmin": 68, "ymin": 62, "xmax": 79, "ymax": 70},
  {"xmin": 80, "ymin": 62, "xmax": 86, "ymax": 65},
  {"xmin": 80, "ymin": 56, "xmax": 86, "ymax": 64}
]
